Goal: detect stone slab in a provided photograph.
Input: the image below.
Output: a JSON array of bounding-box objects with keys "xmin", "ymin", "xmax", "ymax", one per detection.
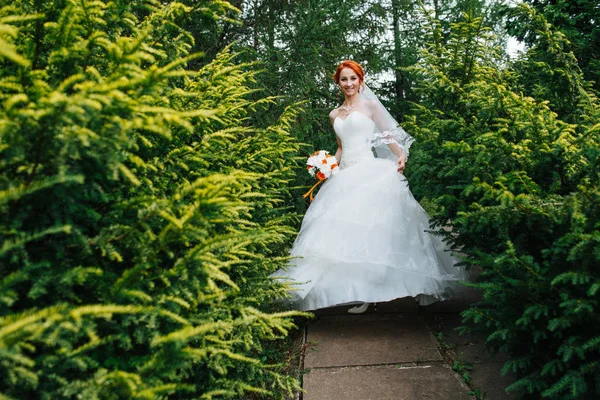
[
  {"xmin": 303, "ymin": 364, "xmax": 471, "ymax": 400},
  {"xmin": 423, "ymin": 313, "xmax": 516, "ymax": 398},
  {"xmin": 305, "ymin": 314, "xmax": 441, "ymax": 368},
  {"xmin": 470, "ymin": 362, "xmax": 516, "ymax": 399},
  {"xmin": 425, "ymin": 313, "xmax": 509, "ymax": 365}
]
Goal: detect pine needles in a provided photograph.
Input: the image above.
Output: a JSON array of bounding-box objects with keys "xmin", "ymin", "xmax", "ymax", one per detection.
[{"xmin": 0, "ymin": 1, "xmax": 303, "ymax": 398}]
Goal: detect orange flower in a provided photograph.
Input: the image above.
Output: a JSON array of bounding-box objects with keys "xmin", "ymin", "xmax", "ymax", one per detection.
[
  {"xmin": 326, "ymin": 154, "xmax": 332, "ymax": 158},
  {"xmin": 330, "ymin": 163, "xmax": 338, "ymax": 170},
  {"xmin": 321, "ymin": 159, "xmax": 328, "ymax": 164},
  {"xmin": 316, "ymin": 171, "xmax": 326, "ymax": 181}
]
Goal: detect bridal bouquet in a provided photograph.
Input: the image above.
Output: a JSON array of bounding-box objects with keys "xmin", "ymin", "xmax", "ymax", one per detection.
[{"xmin": 303, "ymin": 150, "xmax": 339, "ymax": 201}]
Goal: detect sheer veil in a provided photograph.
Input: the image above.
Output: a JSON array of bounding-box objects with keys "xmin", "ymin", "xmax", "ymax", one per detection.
[{"xmin": 359, "ymin": 83, "xmax": 415, "ymax": 161}]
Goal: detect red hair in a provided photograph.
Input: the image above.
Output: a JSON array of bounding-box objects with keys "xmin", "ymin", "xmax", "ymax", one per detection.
[{"xmin": 333, "ymin": 60, "xmax": 364, "ymax": 84}]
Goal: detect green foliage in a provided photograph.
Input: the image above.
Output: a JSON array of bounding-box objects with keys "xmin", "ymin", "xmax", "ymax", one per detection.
[
  {"xmin": 502, "ymin": 3, "xmax": 593, "ymax": 121},
  {"xmin": 452, "ymin": 359, "xmax": 474, "ymax": 386},
  {"xmin": 505, "ymin": 0, "xmax": 600, "ymax": 92},
  {"xmin": 0, "ymin": 0, "xmax": 304, "ymax": 398},
  {"xmin": 406, "ymin": 6, "xmax": 600, "ymax": 399}
]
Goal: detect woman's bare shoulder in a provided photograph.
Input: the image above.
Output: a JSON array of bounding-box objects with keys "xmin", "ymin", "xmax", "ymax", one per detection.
[{"xmin": 362, "ymin": 99, "xmax": 379, "ymax": 110}]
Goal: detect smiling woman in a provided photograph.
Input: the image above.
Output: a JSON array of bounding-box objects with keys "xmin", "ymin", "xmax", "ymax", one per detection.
[
  {"xmin": 334, "ymin": 60, "xmax": 364, "ymax": 99},
  {"xmin": 272, "ymin": 60, "xmax": 468, "ymax": 314}
]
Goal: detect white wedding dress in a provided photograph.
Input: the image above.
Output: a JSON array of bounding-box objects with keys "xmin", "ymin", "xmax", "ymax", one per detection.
[{"xmin": 273, "ymin": 111, "xmax": 467, "ymax": 311}]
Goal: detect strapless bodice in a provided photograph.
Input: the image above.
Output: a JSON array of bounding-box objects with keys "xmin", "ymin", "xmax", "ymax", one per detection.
[{"xmin": 333, "ymin": 112, "xmax": 377, "ymax": 169}]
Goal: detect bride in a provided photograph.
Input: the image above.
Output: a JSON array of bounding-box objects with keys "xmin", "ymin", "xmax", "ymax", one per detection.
[{"xmin": 273, "ymin": 60, "xmax": 467, "ymax": 313}]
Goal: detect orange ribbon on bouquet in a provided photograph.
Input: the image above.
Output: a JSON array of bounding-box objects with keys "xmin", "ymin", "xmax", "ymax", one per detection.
[{"xmin": 302, "ymin": 172, "xmax": 326, "ymax": 202}]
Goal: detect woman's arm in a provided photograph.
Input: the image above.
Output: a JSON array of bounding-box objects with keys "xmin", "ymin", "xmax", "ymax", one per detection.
[
  {"xmin": 389, "ymin": 142, "xmax": 405, "ymax": 173},
  {"xmin": 369, "ymin": 101, "xmax": 406, "ymax": 174}
]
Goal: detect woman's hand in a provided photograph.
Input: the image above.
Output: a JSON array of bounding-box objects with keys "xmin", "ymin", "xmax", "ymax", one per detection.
[{"xmin": 396, "ymin": 156, "xmax": 406, "ymax": 174}]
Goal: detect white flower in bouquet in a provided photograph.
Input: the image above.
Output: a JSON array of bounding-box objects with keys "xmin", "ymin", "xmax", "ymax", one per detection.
[{"xmin": 303, "ymin": 150, "xmax": 339, "ymax": 201}]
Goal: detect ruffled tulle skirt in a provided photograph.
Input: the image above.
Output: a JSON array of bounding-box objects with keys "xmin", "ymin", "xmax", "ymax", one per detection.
[{"xmin": 272, "ymin": 157, "xmax": 467, "ymax": 311}]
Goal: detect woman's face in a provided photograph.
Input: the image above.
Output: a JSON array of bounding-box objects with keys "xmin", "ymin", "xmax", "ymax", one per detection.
[{"xmin": 338, "ymin": 68, "xmax": 361, "ymax": 97}]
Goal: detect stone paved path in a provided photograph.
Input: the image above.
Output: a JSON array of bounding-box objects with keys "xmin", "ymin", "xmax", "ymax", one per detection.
[{"xmin": 301, "ymin": 290, "xmax": 516, "ymax": 400}]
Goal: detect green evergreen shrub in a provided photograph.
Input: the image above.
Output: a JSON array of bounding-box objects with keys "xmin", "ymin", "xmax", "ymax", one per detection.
[
  {"xmin": 0, "ymin": 0, "xmax": 303, "ymax": 398},
  {"xmin": 406, "ymin": 7, "xmax": 600, "ymax": 399}
]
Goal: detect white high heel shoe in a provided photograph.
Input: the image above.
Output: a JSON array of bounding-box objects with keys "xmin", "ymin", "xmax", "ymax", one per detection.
[{"xmin": 347, "ymin": 302, "xmax": 370, "ymax": 314}]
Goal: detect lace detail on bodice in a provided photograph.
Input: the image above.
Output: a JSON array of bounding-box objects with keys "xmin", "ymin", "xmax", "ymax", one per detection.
[{"xmin": 334, "ymin": 112, "xmax": 376, "ymax": 169}]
